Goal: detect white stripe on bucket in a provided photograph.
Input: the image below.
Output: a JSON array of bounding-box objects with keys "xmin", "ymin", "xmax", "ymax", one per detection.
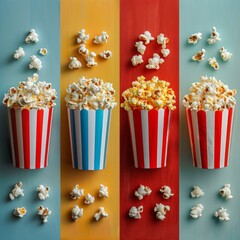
[
  {"xmin": 41, "ymin": 109, "xmax": 49, "ymax": 168},
  {"xmin": 141, "ymin": 110, "xmax": 150, "ymax": 168},
  {"xmin": 220, "ymin": 110, "xmax": 228, "ymax": 168},
  {"xmin": 100, "ymin": 110, "xmax": 108, "ymax": 169},
  {"xmin": 75, "ymin": 109, "xmax": 82, "ymax": 169},
  {"xmin": 88, "ymin": 110, "xmax": 95, "ymax": 170},
  {"xmin": 206, "ymin": 111, "xmax": 214, "ymax": 169},
  {"xmin": 157, "ymin": 109, "xmax": 164, "ymax": 168}
]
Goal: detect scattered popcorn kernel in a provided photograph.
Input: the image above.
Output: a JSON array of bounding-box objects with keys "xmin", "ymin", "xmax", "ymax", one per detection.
[
  {"xmin": 208, "ymin": 57, "xmax": 219, "ymax": 70},
  {"xmin": 77, "ymin": 29, "xmax": 90, "ymax": 44},
  {"xmin": 70, "ymin": 185, "xmax": 84, "ymax": 200},
  {"xmin": 135, "ymin": 185, "xmax": 152, "ymax": 200},
  {"xmin": 220, "ymin": 47, "xmax": 232, "ymax": 61},
  {"xmin": 36, "ymin": 185, "xmax": 50, "ymax": 200},
  {"xmin": 188, "ymin": 32, "xmax": 202, "ymax": 44},
  {"xmin": 207, "ymin": 26, "xmax": 221, "ymax": 44},
  {"xmin": 37, "ymin": 205, "xmax": 51, "ymax": 223},
  {"xmin": 146, "ymin": 53, "xmax": 164, "ymax": 70},
  {"xmin": 68, "ymin": 57, "xmax": 82, "ymax": 69},
  {"xmin": 131, "ymin": 55, "xmax": 143, "ymax": 66},
  {"xmin": 129, "ymin": 206, "xmax": 143, "ymax": 219},
  {"xmin": 99, "ymin": 50, "xmax": 112, "ymax": 59},
  {"xmin": 93, "ymin": 31, "xmax": 109, "ymax": 44},
  {"xmin": 13, "ymin": 47, "xmax": 25, "ymax": 60},
  {"xmin": 161, "ymin": 48, "xmax": 170, "ymax": 57},
  {"xmin": 191, "ymin": 186, "xmax": 204, "ymax": 198},
  {"xmin": 192, "ymin": 49, "xmax": 206, "ymax": 62},
  {"xmin": 159, "ymin": 185, "xmax": 174, "ymax": 199},
  {"xmin": 154, "ymin": 203, "xmax": 170, "ymax": 221},
  {"xmin": 25, "ymin": 29, "xmax": 39, "ymax": 43},
  {"xmin": 135, "ymin": 41, "xmax": 146, "ymax": 55},
  {"xmin": 39, "ymin": 48, "xmax": 48, "ymax": 56},
  {"xmin": 9, "ymin": 181, "xmax": 24, "ymax": 200},
  {"xmin": 29, "ymin": 55, "xmax": 42, "ymax": 71},
  {"xmin": 72, "ymin": 205, "xmax": 83, "ymax": 221},
  {"xmin": 13, "ymin": 207, "xmax": 27, "ymax": 218},
  {"xmin": 94, "ymin": 207, "xmax": 108, "ymax": 221},
  {"xmin": 85, "ymin": 52, "xmax": 97, "ymax": 67},
  {"xmin": 84, "ymin": 193, "xmax": 95, "ymax": 205},
  {"xmin": 219, "ymin": 184, "xmax": 233, "ymax": 200},
  {"xmin": 139, "ymin": 31, "xmax": 154, "ymax": 45},
  {"xmin": 156, "ymin": 33, "xmax": 169, "ymax": 48},
  {"xmin": 99, "ymin": 184, "xmax": 108, "ymax": 198},
  {"xmin": 214, "ymin": 207, "xmax": 230, "ymax": 222},
  {"xmin": 190, "ymin": 204, "xmax": 204, "ymax": 219}
]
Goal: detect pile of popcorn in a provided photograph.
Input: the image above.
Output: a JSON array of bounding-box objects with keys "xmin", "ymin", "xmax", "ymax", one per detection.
[
  {"xmin": 2, "ymin": 73, "xmax": 57, "ymax": 109},
  {"xmin": 183, "ymin": 76, "xmax": 236, "ymax": 111},
  {"xmin": 121, "ymin": 76, "xmax": 176, "ymax": 111},
  {"xmin": 65, "ymin": 76, "xmax": 117, "ymax": 110}
]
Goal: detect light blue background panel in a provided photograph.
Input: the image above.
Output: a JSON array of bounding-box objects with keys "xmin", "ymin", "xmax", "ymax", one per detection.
[
  {"xmin": 0, "ymin": 0, "xmax": 60, "ymax": 239},
  {"xmin": 180, "ymin": 0, "xmax": 240, "ymax": 239}
]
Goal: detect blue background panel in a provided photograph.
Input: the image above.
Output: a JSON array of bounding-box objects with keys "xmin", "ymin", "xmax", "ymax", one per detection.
[
  {"xmin": 0, "ymin": 0, "xmax": 60, "ymax": 240},
  {"xmin": 180, "ymin": 1, "xmax": 240, "ymax": 239}
]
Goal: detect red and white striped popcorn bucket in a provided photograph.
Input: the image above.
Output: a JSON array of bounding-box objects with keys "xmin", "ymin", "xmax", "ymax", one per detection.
[
  {"xmin": 127, "ymin": 109, "xmax": 171, "ymax": 169},
  {"xmin": 185, "ymin": 108, "xmax": 235, "ymax": 169},
  {"xmin": 8, "ymin": 108, "xmax": 53, "ymax": 169}
]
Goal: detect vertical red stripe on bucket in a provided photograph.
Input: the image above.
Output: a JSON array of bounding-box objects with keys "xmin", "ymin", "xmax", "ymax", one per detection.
[
  {"xmin": 133, "ymin": 110, "xmax": 144, "ymax": 168},
  {"xmin": 197, "ymin": 111, "xmax": 208, "ymax": 169},
  {"xmin": 10, "ymin": 109, "xmax": 20, "ymax": 168},
  {"xmin": 161, "ymin": 108, "xmax": 169, "ymax": 167},
  {"xmin": 148, "ymin": 110, "xmax": 158, "ymax": 168},
  {"xmin": 36, "ymin": 109, "xmax": 44, "ymax": 169},
  {"xmin": 214, "ymin": 111, "xmax": 222, "ymax": 168},
  {"xmin": 21, "ymin": 109, "xmax": 30, "ymax": 169},
  {"xmin": 224, "ymin": 108, "xmax": 233, "ymax": 167}
]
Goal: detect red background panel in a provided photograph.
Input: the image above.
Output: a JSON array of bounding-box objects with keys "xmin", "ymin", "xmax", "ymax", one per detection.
[{"xmin": 120, "ymin": 0, "xmax": 179, "ymax": 239}]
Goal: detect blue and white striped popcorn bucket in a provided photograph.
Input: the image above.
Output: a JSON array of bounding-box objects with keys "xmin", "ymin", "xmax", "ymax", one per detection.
[{"xmin": 67, "ymin": 108, "xmax": 112, "ymax": 170}]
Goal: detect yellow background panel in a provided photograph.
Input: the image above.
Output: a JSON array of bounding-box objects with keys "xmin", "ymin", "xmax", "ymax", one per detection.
[{"xmin": 60, "ymin": 0, "xmax": 119, "ymax": 239}]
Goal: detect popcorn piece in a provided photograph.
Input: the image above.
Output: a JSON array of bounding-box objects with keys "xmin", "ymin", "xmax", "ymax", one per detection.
[
  {"xmin": 13, "ymin": 207, "xmax": 27, "ymax": 218},
  {"xmin": 131, "ymin": 55, "xmax": 143, "ymax": 66},
  {"xmin": 129, "ymin": 206, "xmax": 143, "ymax": 219},
  {"xmin": 121, "ymin": 76, "xmax": 176, "ymax": 111},
  {"xmin": 135, "ymin": 41, "xmax": 146, "ymax": 55},
  {"xmin": 94, "ymin": 207, "xmax": 108, "ymax": 221},
  {"xmin": 161, "ymin": 48, "xmax": 170, "ymax": 58},
  {"xmin": 190, "ymin": 204, "xmax": 204, "ymax": 219},
  {"xmin": 13, "ymin": 47, "xmax": 25, "ymax": 60},
  {"xmin": 208, "ymin": 57, "xmax": 219, "ymax": 70},
  {"xmin": 85, "ymin": 52, "xmax": 97, "ymax": 67},
  {"xmin": 139, "ymin": 31, "xmax": 154, "ymax": 45},
  {"xmin": 219, "ymin": 184, "xmax": 233, "ymax": 199},
  {"xmin": 78, "ymin": 44, "xmax": 89, "ymax": 56},
  {"xmin": 84, "ymin": 193, "xmax": 95, "ymax": 204},
  {"xmin": 68, "ymin": 57, "xmax": 82, "ymax": 69},
  {"xmin": 207, "ymin": 26, "xmax": 221, "ymax": 44},
  {"xmin": 188, "ymin": 32, "xmax": 202, "ymax": 44},
  {"xmin": 2, "ymin": 73, "xmax": 57, "ymax": 109},
  {"xmin": 93, "ymin": 31, "xmax": 109, "ymax": 44},
  {"xmin": 39, "ymin": 48, "xmax": 48, "ymax": 56},
  {"xmin": 71, "ymin": 205, "xmax": 83, "ymax": 221},
  {"xmin": 182, "ymin": 76, "xmax": 237, "ymax": 111},
  {"xmin": 98, "ymin": 184, "xmax": 108, "ymax": 198},
  {"xmin": 154, "ymin": 203, "xmax": 170, "ymax": 221},
  {"xmin": 65, "ymin": 76, "xmax": 117, "ymax": 110},
  {"xmin": 36, "ymin": 185, "xmax": 50, "ymax": 200},
  {"xmin": 29, "ymin": 55, "xmax": 42, "ymax": 71},
  {"xmin": 192, "ymin": 49, "xmax": 206, "ymax": 62},
  {"xmin": 214, "ymin": 207, "xmax": 230, "ymax": 222},
  {"xmin": 9, "ymin": 181, "xmax": 24, "ymax": 200},
  {"xmin": 37, "ymin": 205, "xmax": 51, "ymax": 223},
  {"xmin": 99, "ymin": 50, "xmax": 112, "ymax": 59},
  {"xmin": 159, "ymin": 185, "xmax": 174, "ymax": 199},
  {"xmin": 220, "ymin": 47, "xmax": 232, "ymax": 61},
  {"xmin": 156, "ymin": 33, "xmax": 169, "ymax": 48},
  {"xmin": 70, "ymin": 185, "xmax": 84, "ymax": 200},
  {"xmin": 77, "ymin": 29, "xmax": 90, "ymax": 44},
  {"xmin": 135, "ymin": 184, "xmax": 152, "ymax": 200},
  {"xmin": 146, "ymin": 53, "xmax": 164, "ymax": 70},
  {"xmin": 25, "ymin": 29, "xmax": 39, "ymax": 43},
  {"xmin": 191, "ymin": 186, "xmax": 204, "ymax": 198}
]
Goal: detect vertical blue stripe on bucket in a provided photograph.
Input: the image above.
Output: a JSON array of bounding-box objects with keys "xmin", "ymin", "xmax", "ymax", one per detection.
[
  {"xmin": 94, "ymin": 110, "xmax": 103, "ymax": 170},
  {"xmin": 70, "ymin": 109, "xmax": 78, "ymax": 169},
  {"xmin": 103, "ymin": 110, "xmax": 111, "ymax": 168},
  {"xmin": 81, "ymin": 110, "xmax": 89, "ymax": 170}
]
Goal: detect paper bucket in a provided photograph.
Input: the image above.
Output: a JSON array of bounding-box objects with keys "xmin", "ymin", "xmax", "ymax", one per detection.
[
  {"xmin": 127, "ymin": 109, "xmax": 171, "ymax": 169},
  {"xmin": 185, "ymin": 108, "xmax": 235, "ymax": 169},
  {"xmin": 8, "ymin": 108, "xmax": 53, "ymax": 169},
  {"xmin": 67, "ymin": 108, "xmax": 112, "ymax": 170}
]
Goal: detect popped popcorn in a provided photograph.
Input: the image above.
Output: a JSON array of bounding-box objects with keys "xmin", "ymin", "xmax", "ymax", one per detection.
[
  {"xmin": 191, "ymin": 186, "xmax": 204, "ymax": 198},
  {"xmin": 220, "ymin": 47, "xmax": 232, "ymax": 61},
  {"xmin": 77, "ymin": 29, "xmax": 89, "ymax": 44},
  {"xmin": 131, "ymin": 55, "xmax": 143, "ymax": 66},
  {"xmin": 84, "ymin": 193, "xmax": 95, "ymax": 205},
  {"xmin": 214, "ymin": 207, "xmax": 230, "ymax": 222},
  {"xmin": 182, "ymin": 76, "xmax": 236, "ymax": 111},
  {"xmin": 159, "ymin": 185, "xmax": 174, "ymax": 199},
  {"xmin": 65, "ymin": 76, "xmax": 117, "ymax": 110},
  {"xmin": 68, "ymin": 57, "xmax": 82, "ymax": 69},
  {"xmin": 85, "ymin": 52, "xmax": 97, "ymax": 67},
  {"xmin": 13, "ymin": 207, "xmax": 27, "ymax": 218},
  {"xmin": 146, "ymin": 53, "xmax": 164, "ymax": 70},
  {"xmin": 135, "ymin": 41, "xmax": 146, "ymax": 55},
  {"xmin": 190, "ymin": 204, "xmax": 204, "ymax": 219},
  {"xmin": 25, "ymin": 29, "xmax": 39, "ymax": 43},
  {"xmin": 121, "ymin": 76, "xmax": 176, "ymax": 111},
  {"xmin": 98, "ymin": 184, "xmax": 108, "ymax": 198},
  {"xmin": 156, "ymin": 33, "xmax": 169, "ymax": 49},
  {"xmin": 93, "ymin": 31, "xmax": 109, "ymax": 44},
  {"xmin": 208, "ymin": 57, "xmax": 219, "ymax": 70},
  {"xmin": 2, "ymin": 73, "xmax": 57, "ymax": 109},
  {"xmin": 207, "ymin": 26, "xmax": 221, "ymax": 44},
  {"xmin": 192, "ymin": 49, "xmax": 206, "ymax": 62},
  {"xmin": 94, "ymin": 207, "xmax": 108, "ymax": 221},
  {"xmin": 188, "ymin": 32, "xmax": 202, "ymax": 45},
  {"xmin": 36, "ymin": 185, "xmax": 50, "ymax": 200},
  {"xmin": 37, "ymin": 205, "xmax": 51, "ymax": 223},
  {"xmin": 161, "ymin": 48, "xmax": 170, "ymax": 58},
  {"xmin": 99, "ymin": 50, "xmax": 112, "ymax": 59},
  {"xmin": 39, "ymin": 48, "xmax": 48, "ymax": 56},
  {"xmin": 134, "ymin": 184, "xmax": 152, "ymax": 200},
  {"xmin": 9, "ymin": 181, "xmax": 24, "ymax": 200},
  {"xmin": 139, "ymin": 31, "xmax": 154, "ymax": 45},
  {"xmin": 13, "ymin": 47, "xmax": 25, "ymax": 60},
  {"xmin": 129, "ymin": 206, "xmax": 143, "ymax": 219},
  {"xmin": 71, "ymin": 205, "xmax": 83, "ymax": 221},
  {"xmin": 219, "ymin": 184, "xmax": 233, "ymax": 200},
  {"xmin": 29, "ymin": 55, "xmax": 42, "ymax": 71},
  {"xmin": 154, "ymin": 203, "xmax": 170, "ymax": 221},
  {"xmin": 70, "ymin": 185, "xmax": 84, "ymax": 200},
  {"xmin": 78, "ymin": 44, "xmax": 89, "ymax": 56}
]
